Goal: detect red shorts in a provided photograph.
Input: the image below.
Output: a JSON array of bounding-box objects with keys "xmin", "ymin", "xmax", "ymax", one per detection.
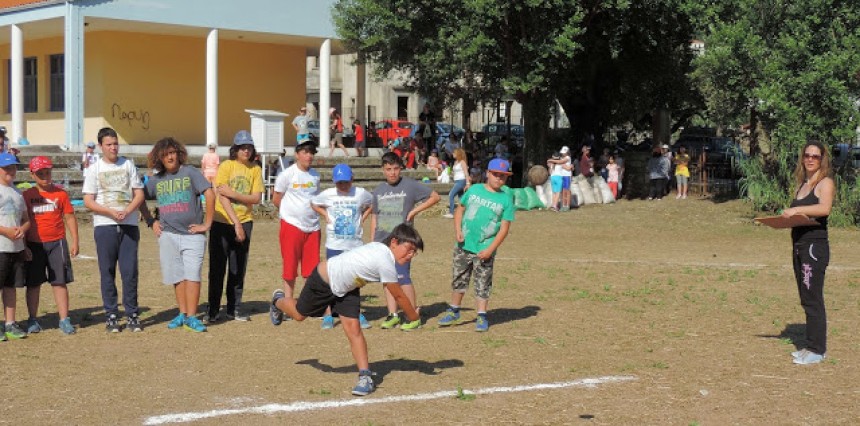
[{"xmin": 279, "ymin": 220, "xmax": 321, "ymax": 281}]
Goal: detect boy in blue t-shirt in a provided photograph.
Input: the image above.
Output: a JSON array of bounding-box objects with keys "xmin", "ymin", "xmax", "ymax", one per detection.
[{"xmin": 437, "ymin": 158, "xmax": 515, "ymax": 332}]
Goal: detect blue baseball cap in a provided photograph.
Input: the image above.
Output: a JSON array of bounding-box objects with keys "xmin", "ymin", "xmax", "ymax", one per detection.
[
  {"xmin": 0, "ymin": 153, "xmax": 19, "ymax": 167},
  {"xmin": 332, "ymin": 163, "xmax": 353, "ymax": 183},
  {"xmin": 233, "ymin": 130, "xmax": 254, "ymax": 146},
  {"xmin": 488, "ymin": 158, "xmax": 512, "ymax": 175}
]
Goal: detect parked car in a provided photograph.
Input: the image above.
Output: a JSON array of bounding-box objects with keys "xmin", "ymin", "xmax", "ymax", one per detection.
[
  {"xmin": 408, "ymin": 122, "xmax": 465, "ymax": 148},
  {"xmin": 374, "ymin": 119, "xmax": 413, "ymax": 145},
  {"xmin": 307, "ymin": 120, "xmax": 320, "ymax": 143},
  {"xmin": 478, "ymin": 123, "xmax": 525, "ymax": 148}
]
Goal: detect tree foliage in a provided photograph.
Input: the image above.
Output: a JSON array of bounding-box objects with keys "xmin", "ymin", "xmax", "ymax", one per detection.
[{"xmin": 692, "ymin": 0, "xmax": 860, "ymax": 221}]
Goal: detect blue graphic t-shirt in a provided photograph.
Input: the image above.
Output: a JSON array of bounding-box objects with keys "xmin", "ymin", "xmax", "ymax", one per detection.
[
  {"xmin": 144, "ymin": 165, "xmax": 211, "ymax": 235},
  {"xmin": 312, "ymin": 186, "xmax": 373, "ymax": 251}
]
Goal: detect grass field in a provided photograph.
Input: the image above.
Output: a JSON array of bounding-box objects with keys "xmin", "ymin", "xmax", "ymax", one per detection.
[{"xmin": 3, "ymin": 197, "xmax": 860, "ymax": 425}]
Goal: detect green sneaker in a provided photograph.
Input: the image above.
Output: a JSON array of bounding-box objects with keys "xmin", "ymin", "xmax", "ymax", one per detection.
[
  {"xmin": 379, "ymin": 313, "xmax": 401, "ymax": 329},
  {"xmin": 400, "ymin": 318, "xmax": 422, "ymax": 331},
  {"xmin": 5, "ymin": 322, "xmax": 28, "ymax": 340}
]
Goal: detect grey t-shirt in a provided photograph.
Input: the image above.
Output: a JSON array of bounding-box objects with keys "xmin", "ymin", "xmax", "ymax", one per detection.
[
  {"xmin": 372, "ymin": 177, "xmax": 432, "ymax": 242},
  {"xmin": 292, "ymin": 115, "xmax": 309, "ymax": 134},
  {"xmin": 143, "ymin": 165, "xmax": 211, "ymax": 235}
]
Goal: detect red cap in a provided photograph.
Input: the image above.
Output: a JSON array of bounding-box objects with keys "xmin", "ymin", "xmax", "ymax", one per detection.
[{"xmin": 29, "ymin": 156, "xmax": 53, "ymax": 172}]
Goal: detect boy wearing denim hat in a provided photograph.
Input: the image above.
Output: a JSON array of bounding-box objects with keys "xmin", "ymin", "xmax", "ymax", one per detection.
[
  {"xmin": 0, "ymin": 152, "xmax": 29, "ymax": 340},
  {"xmin": 437, "ymin": 158, "xmax": 515, "ymax": 332},
  {"xmin": 23, "ymin": 156, "xmax": 79, "ymax": 335},
  {"xmin": 310, "ymin": 163, "xmax": 373, "ymax": 329},
  {"xmin": 272, "ymin": 140, "xmax": 321, "ymax": 305}
]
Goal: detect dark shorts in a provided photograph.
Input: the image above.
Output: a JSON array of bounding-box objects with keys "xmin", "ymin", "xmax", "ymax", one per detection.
[
  {"xmin": 27, "ymin": 240, "xmax": 74, "ymax": 286},
  {"xmin": 295, "ymin": 268, "xmax": 360, "ymax": 318},
  {"xmin": 354, "ymin": 140, "xmax": 366, "ymax": 149},
  {"xmin": 0, "ymin": 250, "xmax": 26, "ymax": 289}
]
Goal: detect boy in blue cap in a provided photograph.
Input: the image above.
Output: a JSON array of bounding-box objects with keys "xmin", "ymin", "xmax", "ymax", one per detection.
[
  {"xmin": 437, "ymin": 158, "xmax": 515, "ymax": 332},
  {"xmin": 311, "ymin": 163, "xmax": 373, "ymax": 329},
  {"xmin": 0, "ymin": 152, "xmax": 29, "ymax": 340}
]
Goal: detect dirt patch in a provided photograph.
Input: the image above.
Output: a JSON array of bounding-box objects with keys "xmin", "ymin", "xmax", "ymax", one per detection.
[{"xmin": 4, "ymin": 197, "xmax": 860, "ymax": 424}]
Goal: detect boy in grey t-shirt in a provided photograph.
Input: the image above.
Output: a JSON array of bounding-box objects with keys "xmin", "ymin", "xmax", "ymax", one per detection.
[{"xmin": 370, "ymin": 152, "xmax": 439, "ymax": 329}]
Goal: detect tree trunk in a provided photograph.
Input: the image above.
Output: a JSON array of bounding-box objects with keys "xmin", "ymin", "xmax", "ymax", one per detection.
[{"xmin": 520, "ymin": 93, "xmax": 552, "ymax": 187}]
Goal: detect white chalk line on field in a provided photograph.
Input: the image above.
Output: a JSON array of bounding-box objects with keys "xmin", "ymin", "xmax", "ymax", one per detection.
[
  {"xmin": 142, "ymin": 375, "xmax": 636, "ymax": 425},
  {"xmin": 491, "ymin": 257, "xmax": 860, "ymax": 272}
]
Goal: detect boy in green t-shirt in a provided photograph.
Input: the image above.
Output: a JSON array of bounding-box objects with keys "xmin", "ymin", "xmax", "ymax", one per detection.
[{"xmin": 437, "ymin": 158, "xmax": 515, "ymax": 332}]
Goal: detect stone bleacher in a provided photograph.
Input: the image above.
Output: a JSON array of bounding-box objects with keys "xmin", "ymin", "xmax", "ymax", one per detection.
[{"xmin": 12, "ymin": 146, "xmax": 454, "ymax": 202}]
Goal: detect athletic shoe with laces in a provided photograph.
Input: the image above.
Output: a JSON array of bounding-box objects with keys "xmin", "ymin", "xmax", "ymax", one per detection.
[
  {"xmin": 793, "ymin": 351, "xmax": 825, "ymax": 365},
  {"xmin": 5, "ymin": 322, "xmax": 27, "ymax": 339},
  {"xmin": 442, "ymin": 213, "xmax": 454, "ymax": 219},
  {"xmin": 351, "ymin": 370, "xmax": 376, "ymax": 396},
  {"xmin": 791, "ymin": 348, "xmax": 808, "ymax": 359},
  {"xmin": 183, "ymin": 316, "xmax": 207, "ymax": 333},
  {"xmin": 321, "ymin": 315, "xmax": 335, "ymax": 330},
  {"xmin": 127, "ymin": 314, "xmax": 143, "ymax": 332},
  {"xmin": 359, "ymin": 314, "xmax": 371, "ymax": 329},
  {"xmin": 58, "ymin": 318, "xmax": 76, "ymax": 335},
  {"xmin": 380, "ymin": 313, "xmax": 401, "ymax": 329},
  {"xmin": 167, "ymin": 313, "xmax": 186, "ymax": 330},
  {"xmin": 400, "ymin": 318, "xmax": 422, "ymax": 331},
  {"xmin": 437, "ymin": 309, "xmax": 461, "ymax": 327},
  {"xmin": 105, "ymin": 314, "xmax": 121, "ymax": 333},
  {"xmin": 27, "ymin": 318, "xmax": 42, "ymax": 334},
  {"xmin": 270, "ymin": 290, "xmax": 285, "ymax": 326},
  {"xmin": 475, "ymin": 315, "xmax": 489, "ymax": 332},
  {"xmin": 232, "ymin": 310, "xmax": 251, "ymax": 321}
]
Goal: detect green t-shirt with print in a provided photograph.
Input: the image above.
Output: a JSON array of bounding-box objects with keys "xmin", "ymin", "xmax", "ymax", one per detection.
[{"xmin": 459, "ymin": 184, "xmax": 515, "ymax": 254}]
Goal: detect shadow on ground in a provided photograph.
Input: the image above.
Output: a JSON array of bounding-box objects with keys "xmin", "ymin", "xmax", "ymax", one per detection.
[
  {"xmin": 296, "ymin": 357, "xmax": 465, "ymax": 385},
  {"xmin": 756, "ymin": 323, "xmax": 806, "ymax": 349}
]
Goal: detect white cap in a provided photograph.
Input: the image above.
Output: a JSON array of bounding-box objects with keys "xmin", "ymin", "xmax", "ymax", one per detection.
[
  {"xmin": 662, "ymin": 144, "xmax": 670, "ymax": 149},
  {"xmin": 560, "ymin": 146, "xmax": 570, "ymax": 154}
]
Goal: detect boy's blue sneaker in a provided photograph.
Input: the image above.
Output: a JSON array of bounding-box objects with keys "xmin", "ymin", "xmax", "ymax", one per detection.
[
  {"xmin": 167, "ymin": 313, "xmax": 186, "ymax": 330},
  {"xmin": 359, "ymin": 314, "xmax": 371, "ymax": 329},
  {"xmin": 27, "ymin": 318, "xmax": 42, "ymax": 334},
  {"xmin": 5, "ymin": 322, "xmax": 27, "ymax": 340},
  {"xmin": 270, "ymin": 290, "xmax": 285, "ymax": 326},
  {"xmin": 58, "ymin": 318, "xmax": 76, "ymax": 335},
  {"xmin": 437, "ymin": 309, "xmax": 461, "ymax": 327},
  {"xmin": 351, "ymin": 370, "xmax": 376, "ymax": 396},
  {"xmin": 321, "ymin": 315, "xmax": 335, "ymax": 330},
  {"xmin": 475, "ymin": 315, "xmax": 489, "ymax": 332},
  {"xmin": 183, "ymin": 316, "xmax": 207, "ymax": 333}
]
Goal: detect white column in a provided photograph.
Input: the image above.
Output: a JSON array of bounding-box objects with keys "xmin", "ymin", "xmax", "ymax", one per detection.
[
  {"xmin": 319, "ymin": 39, "xmax": 331, "ymax": 147},
  {"xmin": 206, "ymin": 29, "xmax": 218, "ymax": 147},
  {"xmin": 10, "ymin": 25, "xmax": 23, "ymax": 145},
  {"xmin": 64, "ymin": 1, "xmax": 84, "ymax": 150},
  {"xmin": 356, "ymin": 55, "xmax": 366, "ymax": 124}
]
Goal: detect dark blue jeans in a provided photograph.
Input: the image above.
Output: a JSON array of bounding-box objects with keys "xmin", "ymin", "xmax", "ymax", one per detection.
[
  {"xmin": 208, "ymin": 221, "xmax": 253, "ymax": 316},
  {"xmin": 94, "ymin": 225, "xmax": 140, "ymax": 317}
]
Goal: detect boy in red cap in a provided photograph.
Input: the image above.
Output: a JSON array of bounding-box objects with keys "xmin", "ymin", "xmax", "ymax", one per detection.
[
  {"xmin": 23, "ymin": 156, "xmax": 79, "ymax": 335},
  {"xmin": 436, "ymin": 158, "xmax": 515, "ymax": 332}
]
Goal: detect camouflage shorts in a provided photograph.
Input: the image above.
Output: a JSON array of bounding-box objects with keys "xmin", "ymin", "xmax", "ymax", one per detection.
[{"xmin": 451, "ymin": 245, "xmax": 495, "ymax": 300}]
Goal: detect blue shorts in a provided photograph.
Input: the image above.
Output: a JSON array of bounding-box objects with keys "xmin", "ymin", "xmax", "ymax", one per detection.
[
  {"xmin": 395, "ymin": 259, "xmax": 412, "ymax": 285},
  {"xmin": 561, "ymin": 176, "xmax": 571, "ymax": 190},
  {"xmin": 551, "ymin": 176, "xmax": 563, "ymax": 193}
]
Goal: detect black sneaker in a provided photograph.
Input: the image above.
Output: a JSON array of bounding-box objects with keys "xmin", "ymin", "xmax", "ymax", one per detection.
[
  {"xmin": 127, "ymin": 314, "xmax": 143, "ymax": 332},
  {"xmin": 105, "ymin": 314, "xmax": 121, "ymax": 333}
]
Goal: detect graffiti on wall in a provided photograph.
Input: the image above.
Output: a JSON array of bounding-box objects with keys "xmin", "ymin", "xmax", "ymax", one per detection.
[{"xmin": 111, "ymin": 103, "xmax": 151, "ymax": 130}]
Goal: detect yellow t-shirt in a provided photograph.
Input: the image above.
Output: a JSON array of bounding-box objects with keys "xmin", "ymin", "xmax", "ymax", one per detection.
[
  {"xmin": 214, "ymin": 160, "xmax": 264, "ymax": 224},
  {"xmin": 674, "ymin": 153, "xmax": 691, "ymax": 177}
]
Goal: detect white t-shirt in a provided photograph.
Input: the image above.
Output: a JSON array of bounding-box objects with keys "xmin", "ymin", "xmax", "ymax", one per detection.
[
  {"xmin": 274, "ymin": 163, "xmax": 321, "ymax": 232},
  {"xmin": 311, "ymin": 186, "xmax": 372, "ymax": 251},
  {"xmin": 560, "ymin": 156, "xmax": 572, "ymax": 177},
  {"xmin": 326, "ymin": 242, "xmax": 398, "ymax": 297},
  {"xmin": 0, "ymin": 184, "xmax": 26, "ymax": 252},
  {"xmin": 82, "ymin": 157, "xmax": 143, "ymax": 227},
  {"xmin": 452, "ymin": 161, "xmax": 467, "ymax": 181}
]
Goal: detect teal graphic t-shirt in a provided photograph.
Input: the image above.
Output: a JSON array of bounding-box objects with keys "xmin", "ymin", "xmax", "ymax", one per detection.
[{"xmin": 459, "ymin": 184, "xmax": 515, "ymax": 254}]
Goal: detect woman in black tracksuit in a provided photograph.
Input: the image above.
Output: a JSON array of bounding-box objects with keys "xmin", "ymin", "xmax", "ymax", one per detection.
[{"xmin": 780, "ymin": 140, "xmax": 834, "ymax": 365}]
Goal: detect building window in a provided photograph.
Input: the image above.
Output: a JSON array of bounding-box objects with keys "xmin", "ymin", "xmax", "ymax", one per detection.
[
  {"xmin": 50, "ymin": 54, "xmax": 63, "ymax": 112},
  {"xmin": 397, "ymin": 96, "xmax": 408, "ymax": 120},
  {"xmin": 6, "ymin": 57, "xmax": 38, "ymax": 113}
]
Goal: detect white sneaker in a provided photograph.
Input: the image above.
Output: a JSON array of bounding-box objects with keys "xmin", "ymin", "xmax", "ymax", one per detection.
[
  {"xmin": 676, "ymin": 194, "xmax": 682, "ymax": 199},
  {"xmin": 442, "ymin": 213, "xmax": 454, "ymax": 219},
  {"xmin": 793, "ymin": 351, "xmax": 825, "ymax": 365},
  {"xmin": 682, "ymin": 194, "xmax": 687, "ymax": 199}
]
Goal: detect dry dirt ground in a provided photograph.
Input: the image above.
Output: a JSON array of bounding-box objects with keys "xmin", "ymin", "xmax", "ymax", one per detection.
[{"xmin": 3, "ymin": 197, "xmax": 860, "ymax": 425}]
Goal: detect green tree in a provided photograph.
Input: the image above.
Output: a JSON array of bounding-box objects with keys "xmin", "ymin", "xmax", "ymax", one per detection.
[{"xmin": 692, "ymin": 0, "xmax": 860, "ymax": 221}]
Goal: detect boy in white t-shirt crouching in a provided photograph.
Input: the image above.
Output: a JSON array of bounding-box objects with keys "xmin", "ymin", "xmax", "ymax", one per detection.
[{"xmin": 269, "ymin": 223, "xmax": 423, "ymax": 396}]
